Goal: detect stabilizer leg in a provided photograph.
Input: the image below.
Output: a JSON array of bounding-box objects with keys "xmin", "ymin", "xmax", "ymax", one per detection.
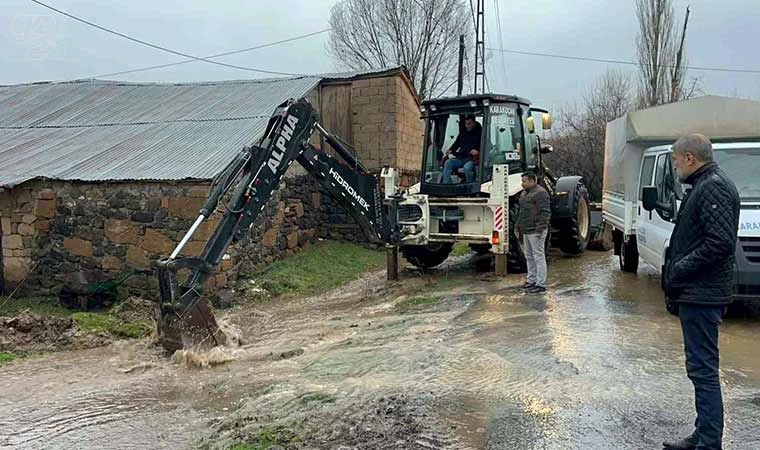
[{"xmin": 386, "ymin": 245, "xmax": 399, "ymax": 281}]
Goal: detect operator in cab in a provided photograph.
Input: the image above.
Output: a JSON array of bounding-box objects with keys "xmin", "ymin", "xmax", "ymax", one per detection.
[{"xmin": 441, "ymin": 114, "xmax": 482, "ymax": 183}]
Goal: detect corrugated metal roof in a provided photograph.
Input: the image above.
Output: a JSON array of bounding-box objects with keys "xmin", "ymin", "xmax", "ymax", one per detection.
[{"xmin": 0, "ymin": 66, "xmax": 407, "ymax": 189}]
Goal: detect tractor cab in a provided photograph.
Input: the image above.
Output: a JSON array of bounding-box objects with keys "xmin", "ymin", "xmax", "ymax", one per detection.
[{"xmin": 418, "ymin": 93, "xmax": 553, "ymax": 197}]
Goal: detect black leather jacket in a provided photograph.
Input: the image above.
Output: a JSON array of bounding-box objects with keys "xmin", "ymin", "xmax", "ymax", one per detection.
[{"xmin": 663, "ymin": 162, "xmax": 741, "ymax": 305}]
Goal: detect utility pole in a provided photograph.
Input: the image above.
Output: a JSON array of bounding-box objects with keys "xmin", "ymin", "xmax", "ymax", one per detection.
[
  {"xmin": 474, "ymin": 0, "xmax": 485, "ymax": 94},
  {"xmin": 457, "ymin": 34, "xmax": 465, "ymax": 95},
  {"xmin": 671, "ymin": 5, "xmax": 691, "ymax": 102}
]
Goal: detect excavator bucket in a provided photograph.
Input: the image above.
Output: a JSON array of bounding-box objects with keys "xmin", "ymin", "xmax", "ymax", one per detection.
[
  {"xmin": 155, "ymin": 258, "xmax": 228, "ymax": 352},
  {"xmin": 157, "ymin": 297, "xmax": 227, "ymax": 352}
]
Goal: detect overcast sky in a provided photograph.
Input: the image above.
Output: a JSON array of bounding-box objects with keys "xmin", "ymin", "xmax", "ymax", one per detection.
[{"xmin": 2, "ymin": 0, "xmax": 759, "ymax": 113}]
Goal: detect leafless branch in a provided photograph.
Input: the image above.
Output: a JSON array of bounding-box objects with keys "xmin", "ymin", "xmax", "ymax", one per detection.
[
  {"xmin": 635, "ymin": 0, "xmax": 696, "ymax": 107},
  {"xmin": 546, "ymin": 70, "xmax": 633, "ymax": 200},
  {"xmin": 328, "ymin": 0, "xmax": 471, "ymax": 99}
]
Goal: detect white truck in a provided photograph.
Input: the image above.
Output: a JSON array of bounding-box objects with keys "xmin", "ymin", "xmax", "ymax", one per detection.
[{"xmin": 602, "ymin": 95, "xmax": 760, "ymax": 307}]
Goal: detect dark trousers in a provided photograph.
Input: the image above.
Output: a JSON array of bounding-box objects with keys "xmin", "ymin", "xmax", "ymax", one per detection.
[{"xmin": 679, "ymin": 303, "xmax": 724, "ymax": 450}]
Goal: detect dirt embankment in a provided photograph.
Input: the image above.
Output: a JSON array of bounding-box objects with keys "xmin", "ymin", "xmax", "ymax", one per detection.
[
  {"xmin": 0, "ymin": 312, "xmax": 107, "ymax": 356},
  {"xmin": 0, "ymin": 296, "xmax": 155, "ymax": 357}
]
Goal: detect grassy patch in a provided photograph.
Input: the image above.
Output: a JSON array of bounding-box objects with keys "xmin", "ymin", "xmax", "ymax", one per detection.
[
  {"xmin": 394, "ymin": 295, "xmax": 441, "ymax": 313},
  {"xmin": 71, "ymin": 312, "xmax": 151, "ymax": 339},
  {"xmin": 228, "ymin": 426, "xmax": 300, "ymax": 450},
  {"xmin": 0, "ymin": 351, "xmax": 17, "ymax": 365},
  {"xmin": 451, "ymin": 242, "xmax": 472, "ymax": 257},
  {"xmin": 254, "ymin": 241, "xmax": 385, "ymax": 297},
  {"xmin": 0, "ymin": 296, "xmax": 69, "ymax": 317}
]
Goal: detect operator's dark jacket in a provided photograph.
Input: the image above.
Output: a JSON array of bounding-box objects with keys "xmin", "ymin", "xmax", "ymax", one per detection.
[
  {"xmin": 448, "ymin": 122, "xmax": 482, "ymax": 159},
  {"xmin": 663, "ymin": 161, "xmax": 740, "ymax": 305},
  {"xmin": 517, "ymin": 185, "xmax": 551, "ymax": 234}
]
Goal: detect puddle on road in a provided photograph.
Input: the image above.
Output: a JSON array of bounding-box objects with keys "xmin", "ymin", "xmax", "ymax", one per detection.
[{"xmin": 2, "ymin": 252, "xmax": 760, "ymax": 449}]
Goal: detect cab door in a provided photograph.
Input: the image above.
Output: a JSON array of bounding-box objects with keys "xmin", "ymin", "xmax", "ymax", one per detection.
[
  {"xmin": 639, "ymin": 150, "xmax": 681, "ymax": 271},
  {"xmin": 636, "ymin": 153, "xmax": 658, "ymax": 266}
]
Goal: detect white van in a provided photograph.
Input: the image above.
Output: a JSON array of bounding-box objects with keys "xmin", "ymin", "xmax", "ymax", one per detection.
[{"xmin": 602, "ymin": 96, "xmax": 760, "ymax": 304}]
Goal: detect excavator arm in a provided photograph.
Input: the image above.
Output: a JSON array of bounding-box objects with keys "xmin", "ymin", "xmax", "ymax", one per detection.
[{"xmin": 154, "ymin": 97, "xmax": 397, "ymax": 351}]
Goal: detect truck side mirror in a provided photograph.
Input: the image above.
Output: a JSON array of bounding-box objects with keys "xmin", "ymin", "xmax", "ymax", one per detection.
[{"xmin": 642, "ymin": 186, "xmax": 658, "ymax": 211}]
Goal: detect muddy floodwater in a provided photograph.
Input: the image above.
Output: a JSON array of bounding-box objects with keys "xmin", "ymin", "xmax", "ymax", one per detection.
[{"xmin": 2, "ymin": 251, "xmax": 759, "ymax": 449}]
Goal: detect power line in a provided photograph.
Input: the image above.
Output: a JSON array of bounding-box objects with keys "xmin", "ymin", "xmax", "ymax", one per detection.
[
  {"xmin": 81, "ymin": 29, "xmax": 332, "ymax": 80},
  {"xmin": 492, "ymin": 0, "xmax": 508, "ymax": 89},
  {"xmin": 30, "ymin": 0, "xmax": 309, "ymax": 76},
  {"xmin": 486, "ymin": 47, "xmax": 760, "ymax": 74}
]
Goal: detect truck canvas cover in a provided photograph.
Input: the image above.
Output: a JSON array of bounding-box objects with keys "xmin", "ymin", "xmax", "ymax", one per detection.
[{"xmin": 603, "ymin": 95, "xmax": 760, "ymax": 201}]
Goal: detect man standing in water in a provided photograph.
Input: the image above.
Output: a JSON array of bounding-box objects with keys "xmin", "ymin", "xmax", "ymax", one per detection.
[
  {"xmin": 515, "ymin": 171, "xmax": 551, "ymax": 294},
  {"xmin": 662, "ymin": 134, "xmax": 740, "ymax": 450}
]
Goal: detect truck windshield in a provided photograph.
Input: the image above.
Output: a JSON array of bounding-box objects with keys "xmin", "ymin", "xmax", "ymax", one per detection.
[{"xmin": 714, "ymin": 148, "xmax": 760, "ymax": 200}]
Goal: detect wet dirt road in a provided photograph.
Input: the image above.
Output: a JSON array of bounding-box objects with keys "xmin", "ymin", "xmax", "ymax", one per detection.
[{"xmin": 2, "ymin": 251, "xmax": 759, "ymax": 449}]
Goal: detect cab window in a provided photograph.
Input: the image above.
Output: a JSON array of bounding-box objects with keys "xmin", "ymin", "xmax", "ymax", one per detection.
[
  {"xmin": 422, "ymin": 113, "xmax": 483, "ymax": 184},
  {"xmin": 655, "ymin": 152, "xmax": 684, "ymax": 200},
  {"xmin": 639, "ymin": 155, "xmax": 656, "ymax": 200},
  {"xmin": 484, "ymin": 103, "xmax": 522, "ymax": 178}
]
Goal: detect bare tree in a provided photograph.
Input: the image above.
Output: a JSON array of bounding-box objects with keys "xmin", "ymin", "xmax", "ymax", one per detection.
[
  {"xmin": 546, "ymin": 70, "xmax": 633, "ymax": 200},
  {"xmin": 327, "ymin": 0, "xmax": 471, "ymax": 99},
  {"xmin": 635, "ymin": 0, "xmax": 699, "ymax": 107}
]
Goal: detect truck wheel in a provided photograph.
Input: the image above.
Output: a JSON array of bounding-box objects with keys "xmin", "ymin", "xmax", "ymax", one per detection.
[
  {"xmin": 619, "ymin": 236, "xmax": 639, "ymax": 273},
  {"xmin": 508, "ymin": 201, "xmax": 527, "ymax": 273},
  {"xmin": 401, "ymin": 243, "xmax": 453, "ymax": 269},
  {"xmin": 558, "ymin": 182, "xmax": 592, "ymax": 254}
]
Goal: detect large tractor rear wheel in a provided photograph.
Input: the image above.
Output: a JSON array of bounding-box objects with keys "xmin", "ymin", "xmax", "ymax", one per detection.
[
  {"xmin": 557, "ymin": 181, "xmax": 592, "ymax": 254},
  {"xmin": 401, "ymin": 243, "xmax": 454, "ymax": 269}
]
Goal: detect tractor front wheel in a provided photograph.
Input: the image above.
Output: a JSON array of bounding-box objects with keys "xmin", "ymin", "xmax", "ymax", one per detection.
[{"xmin": 401, "ymin": 243, "xmax": 454, "ymax": 269}]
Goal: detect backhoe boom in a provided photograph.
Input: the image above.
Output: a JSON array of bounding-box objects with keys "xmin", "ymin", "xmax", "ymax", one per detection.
[{"xmin": 155, "ymin": 97, "xmax": 395, "ymax": 351}]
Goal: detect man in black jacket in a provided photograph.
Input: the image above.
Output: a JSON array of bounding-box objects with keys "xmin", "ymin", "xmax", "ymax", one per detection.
[
  {"xmin": 442, "ymin": 115, "xmax": 481, "ymax": 183},
  {"xmin": 662, "ymin": 134, "xmax": 740, "ymax": 450}
]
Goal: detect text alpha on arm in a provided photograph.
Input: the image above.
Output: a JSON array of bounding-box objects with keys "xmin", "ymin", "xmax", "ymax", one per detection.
[{"xmin": 268, "ymin": 114, "xmax": 300, "ymax": 174}]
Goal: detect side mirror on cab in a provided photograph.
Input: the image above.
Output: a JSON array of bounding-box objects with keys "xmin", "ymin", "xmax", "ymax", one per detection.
[
  {"xmin": 526, "ymin": 116, "xmax": 535, "ymax": 134},
  {"xmin": 542, "ymin": 113, "xmax": 552, "ymax": 130},
  {"xmin": 642, "ymin": 186, "xmax": 658, "ymax": 211}
]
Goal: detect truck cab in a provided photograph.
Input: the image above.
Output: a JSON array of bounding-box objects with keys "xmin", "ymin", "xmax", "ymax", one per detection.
[{"xmin": 640, "ymin": 143, "xmax": 760, "ymax": 304}]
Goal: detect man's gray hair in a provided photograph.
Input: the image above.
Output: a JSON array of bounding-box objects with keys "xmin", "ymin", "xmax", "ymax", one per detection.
[{"xmin": 673, "ymin": 133, "xmax": 714, "ymax": 162}]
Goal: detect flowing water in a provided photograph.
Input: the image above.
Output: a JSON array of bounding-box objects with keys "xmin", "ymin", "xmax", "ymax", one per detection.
[{"xmin": 2, "ymin": 252, "xmax": 759, "ymax": 449}]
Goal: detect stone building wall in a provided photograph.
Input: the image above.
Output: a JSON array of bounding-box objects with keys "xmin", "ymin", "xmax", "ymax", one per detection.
[{"xmin": 0, "ymin": 174, "xmax": 325, "ymax": 297}]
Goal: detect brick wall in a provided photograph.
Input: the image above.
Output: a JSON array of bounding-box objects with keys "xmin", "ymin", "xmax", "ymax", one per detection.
[
  {"xmin": 394, "ymin": 75, "xmax": 425, "ymax": 172},
  {"xmin": 350, "ymin": 76, "xmax": 395, "ymax": 170},
  {"xmin": 348, "ymin": 73, "xmax": 422, "ymax": 174}
]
